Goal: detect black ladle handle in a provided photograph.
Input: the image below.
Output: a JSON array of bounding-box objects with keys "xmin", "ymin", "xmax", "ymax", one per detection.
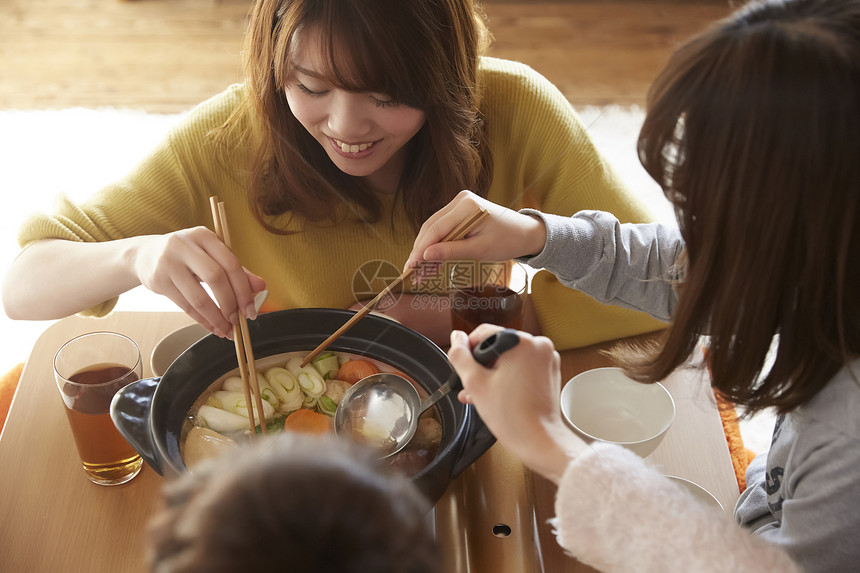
[
  {"xmin": 423, "ymin": 329, "xmax": 522, "ymax": 412},
  {"xmin": 472, "ymin": 328, "xmax": 521, "ymax": 367},
  {"xmin": 445, "ymin": 329, "xmax": 521, "ymax": 395}
]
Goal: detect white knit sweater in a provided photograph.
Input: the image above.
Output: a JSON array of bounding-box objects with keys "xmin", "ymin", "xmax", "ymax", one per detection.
[{"xmin": 552, "ymin": 444, "xmax": 799, "ymax": 572}]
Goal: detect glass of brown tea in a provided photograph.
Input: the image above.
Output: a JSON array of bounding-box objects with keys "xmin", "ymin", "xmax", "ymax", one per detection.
[
  {"xmin": 449, "ymin": 260, "xmax": 528, "ymax": 332},
  {"xmin": 53, "ymin": 331, "xmax": 144, "ymax": 486}
]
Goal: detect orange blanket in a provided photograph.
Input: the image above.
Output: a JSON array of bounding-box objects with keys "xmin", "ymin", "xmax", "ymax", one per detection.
[
  {"xmin": 0, "ymin": 363, "xmax": 24, "ymax": 435},
  {"xmin": 714, "ymin": 391, "xmax": 757, "ymax": 492}
]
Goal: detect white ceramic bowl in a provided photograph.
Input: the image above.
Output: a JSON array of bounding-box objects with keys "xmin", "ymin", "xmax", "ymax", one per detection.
[
  {"xmin": 150, "ymin": 323, "xmax": 209, "ymax": 377},
  {"xmin": 666, "ymin": 476, "xmax": 724, "ymax": 512},
  {"xmin": 560, "ymin": 367, "xmax": 675, "ymax": 457}
]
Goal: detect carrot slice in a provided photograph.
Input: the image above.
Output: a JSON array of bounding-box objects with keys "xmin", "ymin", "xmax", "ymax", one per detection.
[
  {"xmin": 283, "ymin": 409, "xmax": 332, "ymax": 435},
  {"xmin": 335, "ymin": 360, "xmax": 381, "ymax": 385}
]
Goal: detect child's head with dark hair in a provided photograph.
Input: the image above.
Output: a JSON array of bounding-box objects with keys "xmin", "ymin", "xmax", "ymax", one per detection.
[
  {"xmin": 628, "ymin": 0, "xmax": 860, "ymax": 414},
  {"xmin": 148, "ymin": 433, "xmax": 440, "ymax": 573}
]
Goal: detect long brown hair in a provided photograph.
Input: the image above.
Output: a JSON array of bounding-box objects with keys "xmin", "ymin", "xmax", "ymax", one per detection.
[
  {"xmin": 221, "ymin": 0, "xmax": 492, "ymax": 233},
  {"xmin": 621, "ymin": 0, "xmax": 860, "ymax": 415}
]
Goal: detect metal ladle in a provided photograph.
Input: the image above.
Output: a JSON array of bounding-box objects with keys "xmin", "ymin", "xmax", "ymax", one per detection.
[{"xmin": 333, "ymin": 329, "xmax": 521, "ymax": 458}]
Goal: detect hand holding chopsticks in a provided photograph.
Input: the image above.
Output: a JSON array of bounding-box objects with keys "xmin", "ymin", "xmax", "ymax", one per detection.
[
  {"xmin": 209, "ymin": 196, "xmax": 268, "ymax": 436},
  {"xmin": 300, "ymin": 208, "xmax": 490, "ymax": 367}
]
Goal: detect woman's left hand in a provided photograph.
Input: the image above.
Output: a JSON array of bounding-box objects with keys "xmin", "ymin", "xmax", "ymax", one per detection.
[{"xmin": 404, "ymin": 190, "xmax": 547, "ymax": 271}]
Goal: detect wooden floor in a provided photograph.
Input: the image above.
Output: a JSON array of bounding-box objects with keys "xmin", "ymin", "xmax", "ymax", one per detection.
[{"xmin": 0, "ymin": 0, "xmax": 730, "ymax": 112}]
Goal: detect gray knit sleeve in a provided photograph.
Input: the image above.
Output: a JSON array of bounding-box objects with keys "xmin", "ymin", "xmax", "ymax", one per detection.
[{"xmin": 516, "ymin": 209, "xmax": 684, "ymax": 322}]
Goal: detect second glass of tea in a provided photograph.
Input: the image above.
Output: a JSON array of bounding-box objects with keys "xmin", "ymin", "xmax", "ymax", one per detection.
[
  {"xmin": 449, "ymin": 260, "xmax": 528, "ymax": 332},
  {"xmin": 54, "ymin": 331, "xmax": 144, "ymax": 486}
]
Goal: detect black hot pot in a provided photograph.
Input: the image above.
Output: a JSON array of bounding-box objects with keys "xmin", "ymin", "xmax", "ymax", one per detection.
[{"xmin": 111, "ymin": 308, "xmax": 495, "ymax": 503}]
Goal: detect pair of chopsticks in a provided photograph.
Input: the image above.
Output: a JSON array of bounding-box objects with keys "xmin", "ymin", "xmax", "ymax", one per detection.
[
  {"xmin": 300, "ymin": 208, "xmax": 490, "ymax": 367},
  {"xmin": 209, "ymin": 196, "xmax": 268, "ymax": 436}
]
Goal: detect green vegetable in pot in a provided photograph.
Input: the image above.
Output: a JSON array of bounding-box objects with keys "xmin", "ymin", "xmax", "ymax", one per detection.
[{"xmin": 311, "ymin": 352, "xmax": 340, "ymax": 380}]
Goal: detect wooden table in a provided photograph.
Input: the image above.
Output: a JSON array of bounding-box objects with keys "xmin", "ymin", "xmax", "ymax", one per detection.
[
  {"xmin": 0, "ymin": 312, "xmax": 739, "ymax": 572},
  {"xmin": 434, "ymin": 335, "xmax": 740, "ymax": 572}
]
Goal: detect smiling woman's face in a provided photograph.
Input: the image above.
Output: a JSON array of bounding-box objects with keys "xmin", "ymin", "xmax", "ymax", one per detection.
[{"xmin": 284, "ymin": 26, "xmax": 427, "ymax": 193}]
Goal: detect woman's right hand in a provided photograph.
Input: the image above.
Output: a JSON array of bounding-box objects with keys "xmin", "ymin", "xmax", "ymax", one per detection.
[
  {"xmin": 130, "ymin": 226, "xmax": 266, "ymax": 338},
  {"xmin": 447, "ymin": 324, "xmax": 588, "ymax": 483},
  {"xmin": 404, "ymin": 190, "xmax": 548, "ymax": 271}
]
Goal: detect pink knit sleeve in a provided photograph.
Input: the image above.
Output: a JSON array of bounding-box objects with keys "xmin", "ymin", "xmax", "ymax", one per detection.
[{"xmin": 551, "ymin": 443, "xmax": 798, "ymax": 572}]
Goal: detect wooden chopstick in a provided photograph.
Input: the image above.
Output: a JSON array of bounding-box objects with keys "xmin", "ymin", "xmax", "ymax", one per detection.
[
  {"xmin": 300, "ymin": 208, "xmax": 490, "ymax": 366},
  {"xmin": 209, "ymin": 196, "xmax": 267, "ymax": 436}
]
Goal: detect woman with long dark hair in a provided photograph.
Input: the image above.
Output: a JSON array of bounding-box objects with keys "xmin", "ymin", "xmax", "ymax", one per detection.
[{"xmin": 409, "ymin": 0, "xmax": 860, "ymax": 569}]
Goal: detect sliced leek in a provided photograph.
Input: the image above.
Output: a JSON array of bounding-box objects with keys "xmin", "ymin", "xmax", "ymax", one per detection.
[
  {"xmin": 221, "ymin": 376, "xmax": 245, "ymax": 393},
  {"xmin": 212, "ymin": 390, "xmax": 275, "ymax": 420},
  {"xmin": 196, "ymin": 405, "xmax": 252, "ymax": 433},
  {"xmin": 302, "ymin": 393, "xmax": 320, "ymax": 409},
  {"xmin": 311, "ymin": 352, "xmax": 340, "ymax": 380},
  {"xmin": 317, "ymin": 395, "xmax": 338, "ymax": 416},
  {"xmin": 222, "ymin": 374, "xmax": 279, "ymax": 410},
  {"xmin": 264, "ymin": 367, "xmax": 304, "ymax": 412},
  {"xmin": 285, "ymin": 357, "xmax": 326, "ymax": 397}
]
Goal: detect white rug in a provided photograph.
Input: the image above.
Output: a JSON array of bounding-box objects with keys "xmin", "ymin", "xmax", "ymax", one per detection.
[
  {"xmin": 0, "ymin": 106, "xmax": 771, "ymax": 452},
  {"xmin": 0, "ymin": 109, "xmax": 189, "ymax": 374}
]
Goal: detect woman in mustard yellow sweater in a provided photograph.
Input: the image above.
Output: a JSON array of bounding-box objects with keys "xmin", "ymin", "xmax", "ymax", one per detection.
[{"xmin": 2, "ymin": 0, "xmax": 663, "ymax": 348}]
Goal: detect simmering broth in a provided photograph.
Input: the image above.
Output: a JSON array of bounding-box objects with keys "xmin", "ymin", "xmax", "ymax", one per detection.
[{"xmin": 181, "ymin": 350, "xmax": 442, "ymax": 476}]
